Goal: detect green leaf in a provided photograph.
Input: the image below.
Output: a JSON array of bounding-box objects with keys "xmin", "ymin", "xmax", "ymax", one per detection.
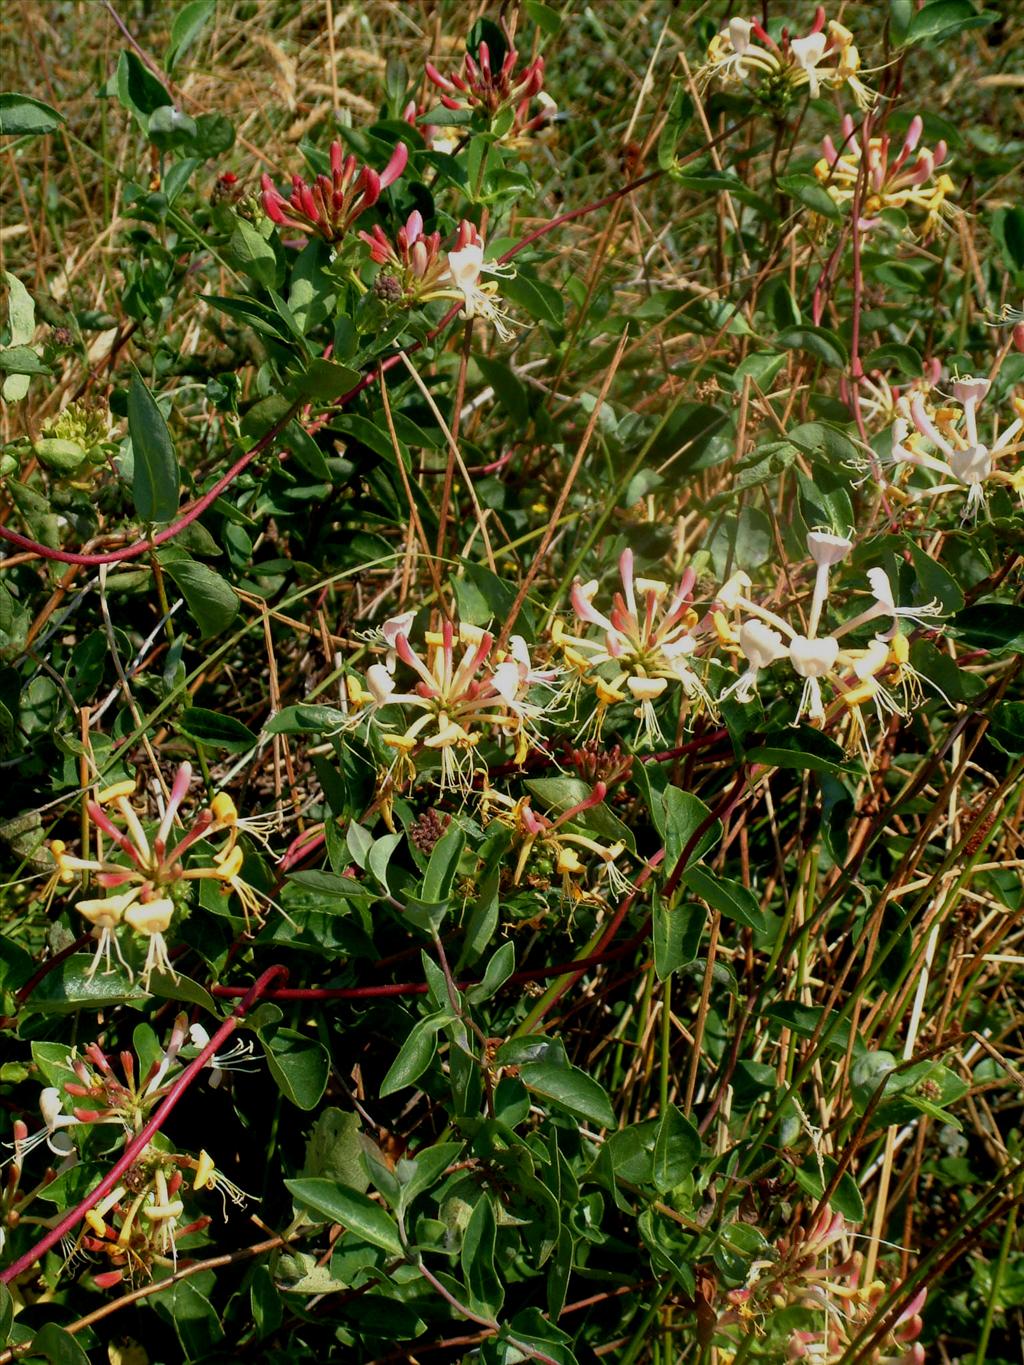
[
  {"xmin": 762, "ymin": 1001, "xmax": 854, "ymax": 1053},
  {"xmin": 776, "ymin": 173, "xmax": 840, "ymax": 221},
  {"xmin": 657, "ymin": 86, "xmax": 693, "ymax": 171},
  {"xmin": 653, "ymin": 1104, "xmax": 701, "ymax": 1192},
  {"xmin": 20, "ymin": 959, "xmax": 147, "ymax": 1015},
  {"xmin": 467, "ymin": 940, "xmax": 515, "ymax": 1003},
  {"xmin": 952, "ymin": 602, "xmax": 1024, "ymax": 654},
  {"xmin": 474, "ymin": 352, "xmax": 529, "ymax": 424},
  {"xmin": 681, "ymin": 865, "xmax": 766, "ymax": 931},
  {"xmin": 179, "ymin": 707, "xmax": 258, "ymax": 753},
  {"xmin": 153, "ymin": 1279, "xmax": 224, "ymax": 1358},
  {"xmin": 116, "ymin": 50, "xmax": 172, "ymax": 125},
  {"xmin": 903, "ymin": 0, "xmax": 997, "ymax": 45},
  {"xmin": 27, "ymin": 1323, "xmax": 90, "ymax": 1365},
  {"xmin": 501, "ymin": 265, "xmax": 563, "ymax": 327},
  {"xmin": 2, "ymin": 271, "xmax": 35, "ymax": 403},
  {"xmin": 777, "ymin": 325, "xmax": 848, "ymax": 370},
  {"xmin": 0, "ymin": 345, "xmax": 49, "ymax": 375},
  {"xmin": 285, "ymin": 1179, "xmax": 405, "ymax": 1255},
  {"xmin": 148, "ymin": 970, "xmax": 217, "ymax": 1014},
  {"xmin": 128, "ymin": 371, "xmax": 179, "ymax": 524},
  {"xmin": 748, "ymin": 726, "xmax": 850, "ymax": 776},
  {"xmin": 462, "ymin": 1194, "xmax": 504, "ymax": 1316},
  {"xmin": 863, "ymin": 342, "xmax": 923, "ymax": 377},
  {"xmin": 653, "ymin": 897, "xmax": 704, "ymax": 980},
  {"xmin": 519, "ymin": 1058, "xmax": 616, "ymax": 1128},
  {"xmin": 293, "ymin": 358, "xmax": 361, "ymax": 399},
  {"xmin": 160, "ymin": 554, "xmax": 238, "ymax": 638},
  {"xmin": 302, "ymin": 1107, "xmax": 370, "ymax": 1191},
  {"xmin": 523, "ymin": 0, "xmax": 562, "ymax": 34},
  {"xmin": 229, "ymin": 218, "xmax": 278, "ymax": 289},
  {"xmin": 988, "ymin": 701, "xmax": 1024, "ymax": 757},
  {"xmin": 662, "ymin": 786, "xmax": 720, "ymax": 875},
  {"xmin": 0, "ymin": 1282, "xmax": 12, "ymax": 1346},
  {"xmin": 0, "ymin": 93, "xmax": 66, "ymax": 137},
  {"xmin": 166, "ymin": 0, "xmax": 216, "ymax": 71},
  {"xmin": 264, "ymin": 703, "xmax": 347, "ymax": 733},
  {"xmin": 33, "ymin": 438, "xmax": 87, "ymax": 473},
  {"xmin": 791, "ymin": 1157, "xmax": 865, "ymax": 1223},
  {"xmin": 422, "ymin": 822, "xmax": 465, "ymax": 903},
  {"xmin": 260, "ymin": 1027, "xmax": 330, "ymax": 1109},
  {"xmin": 379, "ymin": 1013, "xmax": 446, "ymax": 1097}
]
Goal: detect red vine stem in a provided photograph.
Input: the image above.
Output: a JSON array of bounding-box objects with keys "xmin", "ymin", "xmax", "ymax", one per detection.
[
  {"xmin": 0, "ymin": 964, "xmax": 288, "ymax": 1284},
  {"xmin": 207, "ymin": 940, "xmax": 641, "ymax": 1002}
]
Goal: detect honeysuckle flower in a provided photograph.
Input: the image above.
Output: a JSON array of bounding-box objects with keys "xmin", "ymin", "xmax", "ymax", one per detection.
[
  {"xmin": 261, "ymin": 139, "xmax": 407, "ymax": 246},
  {"xmin": 187, "ymin": 1023, "xmax": 261, "ymax": 1089},
  {"xmin": 697, "ymin": 9, "xmax": 874, "ymax": 110},
  {"xmin": 815, "ymin": 114, "xmax": 956, "ymax": 236},
  {"xmin": 43, "ymin": 764, "xmax": 270, "ymax": 990},
  {"xmin": 557, "ymin": 549, "xmax": 715, "ymax": 746},
  {"xmin": 425, "ymin": 29, "xmax": 552, "ymax": 138},
  {"xmin": 720, "ymin": 618, "xmax": 788, "ymax": 702},
  {"xmin": 888, "ymin": 383, "xmax": 1023, "ymax": 520},
  {"xmin": 76, "ymin": 889, "xmax": 133, "ymax": 978},
  {"xmin": 834, "ymin": 567, "xmax": 944, "ymax": 641},
  {"xmin": 343, "ymin": 616, "xmax": 551, "ymax": 791},
  {"xmin": 482, "ymin": 781, "xmax": 632, "ymax": 902},
  {"xmin": 444, "ymin": 221, "xmax": 518, "ymax": 340},
  {"xmin": 716, "ymin": 536, "xmax": 925, "ymax": 734},
  {"xmin": 1, "ymin": 1087, "xmax": 80, "ymax": 1167},
  {"xmin": 124, "ymin": 897, "xmax": 175, "ymax": 989}
]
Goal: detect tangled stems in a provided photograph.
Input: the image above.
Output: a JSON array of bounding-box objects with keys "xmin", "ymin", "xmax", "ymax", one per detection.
[{"xmin": 0, "ymin": 964, "xmax": 288, "ymax": 1285}]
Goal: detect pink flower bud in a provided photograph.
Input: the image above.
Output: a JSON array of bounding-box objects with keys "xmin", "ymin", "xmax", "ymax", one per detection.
[{"xmin": 425, "ymin": 62, "xmax": 455, "ymax": 92}]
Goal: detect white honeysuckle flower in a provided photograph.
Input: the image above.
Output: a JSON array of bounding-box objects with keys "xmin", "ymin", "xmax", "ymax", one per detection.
[
  {"xmin": 949, "ymin": 443, "xmax": 992, "ymax": 492},
  {"xmin": 381, "ymin": 612, "xmax": 415, "ymax": 647},
  {"xmin": 807, "ymin": 531, "xmax": 854, "ymax": 568},
  {"xmin": 789, "ymin": 636, "xmax": 840, "ymax": 677},
  {"xmin": 721, "ymin": 619, "xmax": 788, "ymax": 703},
  {"xmin": 718, "ymin": 570, "xmax": 754, "ymax": 610},
  {"xmin": 834, "ymin": 567, "xmax": 945, "ymax": 641},
  {"xmin": 806, "ymin": 532, "xmax": 851, "ymax": 637},
  {"xmin": 124, "ymin": 897, "xmax": 176, "ymax": 990},
  {"xmin": 2, "ymin": 1088, "xmax": 80, "ymax": 1168},
  {"xmin": 445, "ymin": 242, "xmax": 517, "ymax": 342},
  {"xmin": 951, "ymin": 375, "xmax": 990, "ymax": 410},
  {"xmin": 740, "ymin": 619, "xmax": 788, "ymax": 669},
  {"xmin": 728, "ymin": 17, "xmax": 753, "ymax": 54},
  {"xmin": 892, "ymin": 388, "xmax": 1024, "ymax": 521},
  {"xmin": 366, "ymin": 663, "xmax": 397, "ymax": 705},
  {"xmin": 789, "ymin": 635, "xmax": 840, "ymax": 723},
  {"xmin": 790, "ymin": 32, "xmax": 828, "ymax": 97},
  {"xmin": 187, "ymin": 1024, "xmax": 261, "ymax": 1089},
  {"xmin": 77, "ymin": 889, "xmax": 136, "ymax": 979}
]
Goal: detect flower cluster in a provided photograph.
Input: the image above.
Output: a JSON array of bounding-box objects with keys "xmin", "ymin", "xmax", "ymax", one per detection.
[
  {"xmin": 2, "ymin": 1017, "xmax": 254, "ymax": 1281},
  {"xmin": 44, "ymin": 764, "xmax": 268, "ymax": 989},
  {"xmin": 698, "ymin": 9, "xmax": 874, "ymax": 111},
  {"xmin": 359, "ymin": 216, "xmax": 517, "ymax": 338},
  {"xmin": 555, "ymin": 549, "xmax": 714, "ymax": 747},
  {"xmin": 425, "ymin": 29, "xmax": 554, "ymax": 138},
  {"xmin": 814, "ymin": 115, "xmax": 956, "ymax": 237},
  {"xmin": 887, "ymin": 375, "xmax": 1024, "ymax": 520},
  {"xmin": 715, "ymin": 533, "xmax": 942, "ymax": 761},
  {"xmin": 721, "ymin": 1206, "xmax": 926, "ymax": 1363},
  {"xmin": 482, "ymin": 781, "xmax": 632, "ymax": 903},
  {"xmin": 344, "ymin": 612, "xmax": 554, "ymax": 795},
  {"xmin": 260, "ymin": 139, "xmax": 408, "ymax": 245}
]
